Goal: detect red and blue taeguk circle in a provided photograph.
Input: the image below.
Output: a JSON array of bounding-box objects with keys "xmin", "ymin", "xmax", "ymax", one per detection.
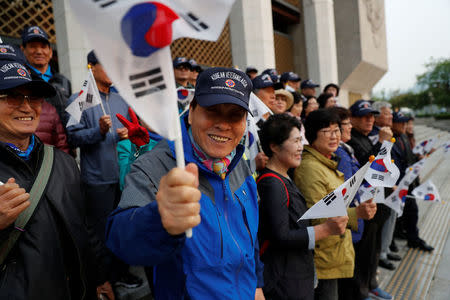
[{"xmin": 225, "ymin": 79, "xmax": 235, "ymax": 87}]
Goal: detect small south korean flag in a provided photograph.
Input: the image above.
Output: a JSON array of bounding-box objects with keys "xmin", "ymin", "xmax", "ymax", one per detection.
[
  {"xmin": 364, "ymin": 140, "xmax": 399, "ymax": 188},
  {"xmin": 413, "ymin": 137, "xmax": 437, "ymax": 155},
  {"xmin": 412, "ymin": 180, "xmax": 441, "ymax": 202}
]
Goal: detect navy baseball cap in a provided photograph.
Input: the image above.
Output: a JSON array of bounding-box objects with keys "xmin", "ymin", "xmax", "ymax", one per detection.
[
  {"xmin": 280, "ymin": 71, "xmax": 301, "ymax": 83},
  {"xmin": 173, "ymin": 57, "xmax": 192, "ymax": 68},
  {"xmin": 246, "ymin": 66, "xmax": 258, "ymax": 74},
  {"xmin": 87, "ymin": 50, "xmax": 99, "ymax": 65},
  {"xmin": 261, "ymin": 68, "xmax": 279, "ymax": 83},
  {"xmin": 188, "ymin": 59, "xmax": 202, "ymax": 72},
  {"xmin": 392, "ymin": 111, "xmax": 410, "ymax": 123},
  {"xmin": 0, "ymin": 59, "xmax": 55, "ymax": 97},
  {"xmin": 252, "ymin": 74, "xmax": 274, "ymax": 89},
  {"xmin": 349, "ymin": 100, "xmax": 380, "ymax": 117},
  {"xmin": 301, "ymin": 79, "xmax": 320, "ymax": 89},
  {"xmin": 21, "ymin": 26, "xmax": 50, "ymax": 45},
  {"xmin": 194, "ymin": 67, "xmax": 252, "ymax": 112},
  {"xmin": 0, "ymin": 44, "xmax": 23, "ymax": 62}
]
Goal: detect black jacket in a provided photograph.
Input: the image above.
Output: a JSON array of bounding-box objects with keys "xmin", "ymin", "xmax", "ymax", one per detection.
[
  {"xmin": 0, "ymin": 138, "xmax": 95, "ymax": 299},
  {"xmin": 347, "ymin": 128, "xmax": 382, "ymax": 165},
  {"xmin": 257, "ymin": 168, "xmax": 314, "ymax": 300}
]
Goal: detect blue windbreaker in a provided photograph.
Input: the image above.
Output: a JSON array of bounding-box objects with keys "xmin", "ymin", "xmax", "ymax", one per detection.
[{"xmin": 106, "ymin": 114, "xmax": 264, "ymax": 299}]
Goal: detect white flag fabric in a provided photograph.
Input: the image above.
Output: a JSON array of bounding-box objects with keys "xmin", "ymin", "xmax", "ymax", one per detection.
[
  {"xmin": 66, "ymin": 71, "xmax": 102, "ymax": 127},
  {"xmin": 364, "ymin": 140, "xmax": 400, "ymax": 188},
  {"xmin": 442, "ymin": 140, "xmax": 450, "ymax": 154},
  {"xmin": 299, "ymin": 162, "xmax": 371, "ymax": 220},
  {"xmin": 412, "ymin": 180, "xmax": 441, "ymax": 202},
  {"xmin": 70, "ymin": 0, "xmax": 235, "ymax": 139},
  {"xmin": 358, "ymin": 182, "xmax": 377, "ymax": 203},
  {"xmin": 249, "ymin": 92, "xmax": 273, "ymax": 125},
  {"xmin": 413, "ymin": 137, "xmax": 437, "ymax": 155}
]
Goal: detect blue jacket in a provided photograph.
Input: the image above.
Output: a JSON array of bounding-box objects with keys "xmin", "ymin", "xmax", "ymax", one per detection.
[
  {"xmin": 106, "ymin": 114, "xmax": 264, "ymax": 300},
  {"xmin": 66, "ymin": 91, "xmax": 129, "ymax": 184},
  {"xmin": 335, "ymin": 144, "xmax": 364, "ymax": 243}
]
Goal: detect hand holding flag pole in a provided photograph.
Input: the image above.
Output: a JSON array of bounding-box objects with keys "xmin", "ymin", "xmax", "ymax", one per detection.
[{"xmin": 88, "ymin": 65, "xmax": 112, "ymax": 134}]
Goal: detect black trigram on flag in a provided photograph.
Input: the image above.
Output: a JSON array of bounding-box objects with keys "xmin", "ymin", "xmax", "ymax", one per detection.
[
  {"xmin": 371, "ymin": 174, "xmax": 385, "ymax": 181},
  {"xmin": 378, "ymin": 147, "xmax": 388, "ymax": 156},
  {"xmin": 181, "ymin": 12, "xmax": 209, "ymax": 31},
  {"xmin": 86, "ymin": 93, "xmax": 93, "ymax": 104},
  {"xmin": 129, "ymin": 67, "xmax": 166, "ymax": 98},
  {"xmin": 348, "ymin": 176, "xmax": 357, "ymax": 188},
  {"xmin": 92, "ymin": 0, "xmax": 118, "ymax": 9},
  {"xmin": 324, "ymin": 192, "xmax": 337, "ymax": 206},
  {"xmin": 427, "ymin": 186, "xmax": 433, "ymax": 191}
]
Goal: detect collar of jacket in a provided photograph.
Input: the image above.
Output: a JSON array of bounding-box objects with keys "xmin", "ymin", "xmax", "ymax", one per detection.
[
  {"xmin": 303, "ymin": 145, "xmax": 342, "ymax": 174},
  {"xmin": 166, "ymin": 112, "xmax": 245, "ymax": 178}
]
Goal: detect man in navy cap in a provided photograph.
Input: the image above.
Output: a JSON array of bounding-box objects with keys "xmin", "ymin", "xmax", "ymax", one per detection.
[
  {"xmin": 280, "ymin": 71, "xmax": 301, "ymax": 92},
  {"xmin": 245, "ymin": 66, "xmax": 258, "ymax": 80},
  {"xmin": 391, "ymin": 112, "xmax": 434, "ymax": 252},
  {"xmin": 106, "ymin": 67, "xmax": 265, "ymax": 300},
  {"xmin": 173, "ymin": 57, "xmax": 194, "ymax": 89},
  {"xmin": 253, "ymin": 73, "xmax": 276, "ymax": 118},
  {"xmin": 300, "ymin": 79, "xmax": 319, "ymax": 99},
  {"xmin": 0, "ymin": 58, "xmax": 98, "ymax": 299},
  {"xmin": 188, "ymin": 58, "xmax": 202, "ymax": 87},
  {"xmin": 20, "ymin": 26, "xmax": 72, "ymax": 124},
  {"xmin": 347, "ymin": 99, "xmax": 394, "ymax": 300}
]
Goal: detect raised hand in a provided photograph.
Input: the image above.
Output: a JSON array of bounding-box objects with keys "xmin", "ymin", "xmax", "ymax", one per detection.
[{"xmin": 116, "ymin": 108, "xmax": 149, "ymax": 147}]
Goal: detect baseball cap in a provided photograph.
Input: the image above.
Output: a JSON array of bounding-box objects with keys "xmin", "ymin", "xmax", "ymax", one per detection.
[
  {"xmin": 188, "ymin": 59, "xmax": 203, "ymax": 72},
  {"xmin": 194, "ymin": 67, "xmax": 252, "ymax": 112},
  {"xmin": 349, "ymin": 100, "xmax": 380, "ymax": 117},
  {"xmin": 0, "ymin": 44, "xmax": 26, "ymax": 63},
  {"xmin": 252, "ymin": 74, "xmax": 274, "ymax": 89},
  {"xmin": 87, "ymin": 50, "xmax": 99, "ymax": 65},
  {"xmin": 301, "ymin": 79, "xmax": 320, "ymax": 89},
  {"xmin": 21, "ymin": 26, "xmax": 50, "ymax": 45},
  {"xmin": 392, "ymin": 111, "xmax": 410, "ymax": 123},
  {"xmin": 275, "ymin": 89, "xmax": 294, "ymax": 109},
  {"xmin": 0, "ymin": 59, "xmax": 55, "ymax": 97},
  {"xmin": 261, "ymin": 68, "xmax": 279, "ymax": 83},
  {"xmin": 173, "ymin": 57, "xmax": 192, "ymax": 69},
  {"xmin": 280, "ymin": 72, "xmax": 301, "ymax": 83},
  {"xmin": 245, "ymin": 66, "xmax": 258, "ymax": 74}
]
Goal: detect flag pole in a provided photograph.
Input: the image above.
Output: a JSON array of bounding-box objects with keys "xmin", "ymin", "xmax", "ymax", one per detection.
[
  {"xmin": 88, "ymin": 65, "xmax": 108, "ymax": 116},
  {"xmin": 173, "ymin": 115, "xmax": 192, "ymax": 238}
]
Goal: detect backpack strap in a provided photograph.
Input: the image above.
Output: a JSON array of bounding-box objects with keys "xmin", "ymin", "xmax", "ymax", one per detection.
[
  {"xmin": 257, "ymin": 172, "xmax": 290, "ymax": 256},
  {"xmin": 0, "ymin": 145, "xmax": 54, "ymax": 265}
]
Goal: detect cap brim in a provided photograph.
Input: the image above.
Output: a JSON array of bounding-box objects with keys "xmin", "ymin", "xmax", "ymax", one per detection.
[
  {"xmin": 16, "ymin": 80, "xmax": 56, "ymax": 98},
  {"xmin": 23, "ymin": 36, "xmax": 50, "ymax": 45},
  {"xmin": 354, "ymin": 109, "xmax": 380, "ymax": 117},
  {"xmin": 174, "ymin": 62, "xmax": 192, "ymax": 69},
  {"xmin": 196, "ymin": 93, "xmax": 250, "ymax": 113}
]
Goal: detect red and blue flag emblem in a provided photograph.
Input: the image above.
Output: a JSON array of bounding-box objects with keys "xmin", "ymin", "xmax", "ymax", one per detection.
[
  {"xmin": 121, "ymin": 2, "xmax": 179, "ymax": 57},
  {"xmin": 371, "ymin": 159, "xmax": 388, "ymax": 173}
]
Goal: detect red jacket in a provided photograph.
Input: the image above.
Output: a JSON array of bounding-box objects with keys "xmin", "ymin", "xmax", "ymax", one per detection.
[{"xmin": 35, "ymin": 101, "xmax": 70, "ymax": 154}]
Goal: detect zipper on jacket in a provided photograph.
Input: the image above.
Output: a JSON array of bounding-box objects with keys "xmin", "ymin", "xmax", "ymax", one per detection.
[
  {"xmin": 223, "ymin": 180, "xmax": 244, "ymax": 300},
  {"xmin": 234, "ymin": 194, "xmax": 253, "ymax": 247},
  {"xmin": 214, "ymin": 208, "xmax": 223, "ymax": 259}
]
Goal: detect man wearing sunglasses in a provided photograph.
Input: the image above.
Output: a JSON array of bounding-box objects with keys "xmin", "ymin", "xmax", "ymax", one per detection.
[{"xmin": 0, "ymin": 57, "xmax": 97, "ymax": 299}]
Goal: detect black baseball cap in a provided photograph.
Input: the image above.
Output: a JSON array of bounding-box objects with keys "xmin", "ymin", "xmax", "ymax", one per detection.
[
  {"xmin": 392, "ymin": 111, "xmax": 410, "ymax": 123},
  {"xmin": 173, "ymin": 57, "xmax": 192, "ymax": 69},
  {"xmin": 194, "ymin": 67, "xmax": 252, "ymax": 112},
  {"xmin": 252, "ymin": 74, "xmax": 274, "ymax": 89},
  {"xmin": 0, "ymin": 59, "xmax": 55, "ymax": 97},
  {"xmin": 301, "ymin": 79, "xmax": 320, "ymax": 89},
  {"xmin": 87, "ymin": 50, "xmax": 99, "ymax": 65},
  {"xmin": 0, "ymin": 44, "xmax": 23, "ymax": 62},
  {"xmin": 21, "ymin": 26, "xmax": 50, "ymax": 45},
  {"xmin": 280, "ymin": 71, "xmax": 301, "ymax": 83},
  {"xmin": 349, "ymin": 100, "xmax": 380, "ymax": 117}
]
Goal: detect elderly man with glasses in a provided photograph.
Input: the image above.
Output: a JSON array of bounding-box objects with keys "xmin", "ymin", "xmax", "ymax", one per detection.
[{"xmin": 0, "ymin": 57, "xmax": 99, "ymax": 299}]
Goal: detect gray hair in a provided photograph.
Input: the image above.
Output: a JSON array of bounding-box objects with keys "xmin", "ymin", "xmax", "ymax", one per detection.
[{"xmin": 372, "ymin": 101, "xmax": 391, "ymax": 112}]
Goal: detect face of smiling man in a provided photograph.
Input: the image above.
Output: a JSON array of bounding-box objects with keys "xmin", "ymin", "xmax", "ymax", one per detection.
[
  {"xmin": 0, "ymin": 86, "xmax": 42, "ymax": 150},
  {"xmin": 188, "ymin": 102, "xmax": 247, "ymax": 158}
]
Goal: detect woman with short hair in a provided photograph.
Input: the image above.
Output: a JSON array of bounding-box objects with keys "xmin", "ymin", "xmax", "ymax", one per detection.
[{"xmin": 257, "ymin": 114, "xmax": 348, "ymax": 300}]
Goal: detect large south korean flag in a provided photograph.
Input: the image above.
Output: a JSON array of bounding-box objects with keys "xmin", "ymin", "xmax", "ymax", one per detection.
[{"xmin": 70, "ymin": 0, "xmax": 235, "ymax": 140}]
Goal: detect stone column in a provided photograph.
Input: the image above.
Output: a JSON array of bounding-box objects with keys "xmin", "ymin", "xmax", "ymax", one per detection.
[
  {"xmin": 52, "ymin": 0, "xmax": 90, "ymax": 92},
  {"xmin": 302, "ymin": 0, "xmax": 339, "ymax": 86},
  {"xmin": 229, "ymin": 0, "xmax": 276, "ymax": 72}
]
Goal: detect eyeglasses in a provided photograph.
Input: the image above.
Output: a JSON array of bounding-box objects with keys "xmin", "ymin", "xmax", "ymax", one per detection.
[
  {"xmin": 319, "ymin": 128, "xmax": 341, "ymax": 137},
  {"xmin": 0, "ymin": 92, "xmax": 44, "ymax": 108}
]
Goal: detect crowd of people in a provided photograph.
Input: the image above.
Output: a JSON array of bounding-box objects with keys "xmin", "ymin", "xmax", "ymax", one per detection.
[{"xmin": 0, "ymin": 25, "xmax": 434, "ymax": 300}]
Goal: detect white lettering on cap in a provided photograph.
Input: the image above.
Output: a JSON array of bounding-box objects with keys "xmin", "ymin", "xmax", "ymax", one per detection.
[{"xmin": 0, "ymin": 62, "xmax": 27, "ymax": 73}]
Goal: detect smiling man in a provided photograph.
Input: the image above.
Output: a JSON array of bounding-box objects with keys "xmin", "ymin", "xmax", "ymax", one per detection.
[
  {"xmin": 106, "ymin": 67, "xmax": 265, "ymax": 300},
  {"xmin": 0, "ymin": 58, "xmax": 96, "ymax": 299}
]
